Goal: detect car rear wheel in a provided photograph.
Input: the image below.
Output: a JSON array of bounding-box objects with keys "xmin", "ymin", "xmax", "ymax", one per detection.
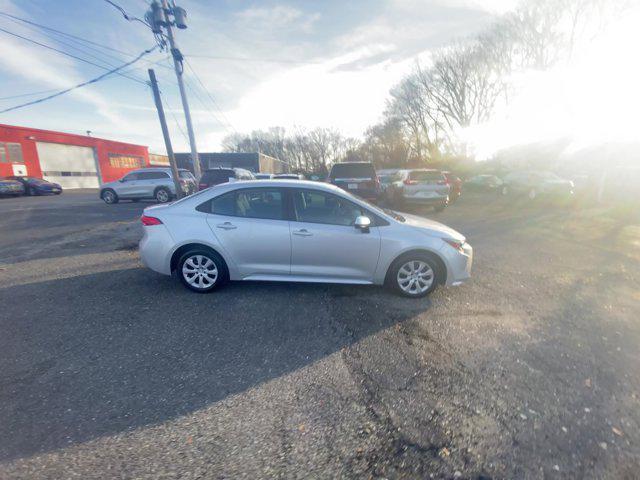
[
  {"xmin": 388, "ymin": 254, "xmax": 440, "ymax": 298},
  {"xmin": 178, "ymin": 250, "xmax": 228, "ymax": 293},
  {"xmin": 155, "ymin": 187, "xmax": 171, "ymax": 203},
  {"xmin": 101, "ymin": 189, "xmax": 118, "ymax": 204}
]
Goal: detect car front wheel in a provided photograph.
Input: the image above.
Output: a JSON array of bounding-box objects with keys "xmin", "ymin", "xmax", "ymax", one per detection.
[
  {"xmin": 177, "ymin": 250, "xmax": 228, "ymax": 293},
  {"xmin": 101, "ymin": 189, "xmax": 118, "ymax": 204},
  {"xmin": 388, "ymin": 254, "xmax": 440, "ymax": 298}
]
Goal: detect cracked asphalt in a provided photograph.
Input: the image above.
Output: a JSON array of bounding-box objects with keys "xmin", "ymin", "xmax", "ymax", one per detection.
[{"xmin": 0, "ymin": 190, "xmax": 638, "ymax": 479}]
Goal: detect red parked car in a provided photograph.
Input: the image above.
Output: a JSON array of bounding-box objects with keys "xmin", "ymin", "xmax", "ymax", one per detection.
[{"xmin": 441, "ymin": 171, "xmax": 462, "ymax": 202}]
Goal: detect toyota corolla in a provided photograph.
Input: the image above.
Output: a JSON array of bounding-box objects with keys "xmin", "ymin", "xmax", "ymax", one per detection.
[{"xmin": 139, "ymin": 180, "xmax": 472, "ymax": 297}]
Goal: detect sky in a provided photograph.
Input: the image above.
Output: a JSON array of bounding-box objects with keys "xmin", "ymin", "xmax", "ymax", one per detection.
[{"xmin": 0, "ymin": 0, "xmax": 516, "ymax": 154}]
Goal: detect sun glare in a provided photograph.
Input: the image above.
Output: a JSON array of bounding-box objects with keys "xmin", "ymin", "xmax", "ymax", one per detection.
[{"xmin": 463, "ymin": 4, "xmax": 640, "ymax": 160}]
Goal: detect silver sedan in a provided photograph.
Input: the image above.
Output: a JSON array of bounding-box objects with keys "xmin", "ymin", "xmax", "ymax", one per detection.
[{"xmin": 139, "ymin": 180, "xmax": 472, "ymax": 297}]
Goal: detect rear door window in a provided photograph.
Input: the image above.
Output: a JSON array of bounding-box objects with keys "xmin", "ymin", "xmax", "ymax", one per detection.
[{"xmin": 205, "ymin": 188, "xmax": 284, "ymax": 220}]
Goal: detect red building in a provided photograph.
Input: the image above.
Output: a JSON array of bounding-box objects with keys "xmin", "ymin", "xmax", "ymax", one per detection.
[{"xmin": 0, "ymin": 123, "xmax": 150, "ymax": 189}]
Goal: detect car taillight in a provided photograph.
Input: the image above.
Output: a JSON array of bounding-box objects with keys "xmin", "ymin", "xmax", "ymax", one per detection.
[
  {"xmin": 403, "ymin": 179, "xmax": 417, "ymax": 185},
  {"xmin": 141, "ymin": 215, "xmax": 163, "ymax": 226}
]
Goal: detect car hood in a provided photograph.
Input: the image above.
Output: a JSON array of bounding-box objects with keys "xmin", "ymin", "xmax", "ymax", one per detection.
[{"xmin": 399, "ymin": 212, "xmax": 465, "ymax": 242}]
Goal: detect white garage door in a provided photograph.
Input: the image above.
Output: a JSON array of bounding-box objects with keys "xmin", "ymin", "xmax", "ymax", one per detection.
[{"xmin": 36, "ymin": 142, "xmax": 100, "ymax": 189}]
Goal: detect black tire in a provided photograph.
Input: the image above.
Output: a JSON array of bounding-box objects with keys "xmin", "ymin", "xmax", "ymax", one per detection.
[
  {"xmin": 386, "ymin": 252, "xmax": 442, "ymax": 298},
  {"xmin": 177, "ymin": 249, "xmax": 229, "ymax": 293},
  {"xmin": 101, "ymin": 189, "xmax": 118, "ymax": 204},
  {"xmin": 155, "ymin": 187, "xmax": 171, "ymax": 203}
]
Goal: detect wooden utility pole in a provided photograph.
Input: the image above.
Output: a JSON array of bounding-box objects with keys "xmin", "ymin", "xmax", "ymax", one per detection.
[{"xmin": 148, "ymin": 68, "xmax": 183, "ymax": 199}]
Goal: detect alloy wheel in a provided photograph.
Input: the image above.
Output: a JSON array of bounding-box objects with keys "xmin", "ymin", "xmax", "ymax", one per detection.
[
  {"xmin": 182, "ymin": 254, "xmax": 218, "ymax": 290},
  {"xmin": 103, "ymin": 191, "xmax": 115, "ymax": 204},
  {"xmin": 397, "ymin": 260, "xmax": 434, "ymax": 295},
  {"xmin": 156, "ymin": 189, "xmax": 170, "ymax": 203}
]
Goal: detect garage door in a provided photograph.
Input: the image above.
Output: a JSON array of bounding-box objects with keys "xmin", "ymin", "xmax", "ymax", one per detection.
[{"xmin": 36, "ymin": 142, "xmax": 100, "ymax": 189}]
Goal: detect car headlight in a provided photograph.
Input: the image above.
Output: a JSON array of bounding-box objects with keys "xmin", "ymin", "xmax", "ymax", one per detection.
[{"xmin": 443, "ymin": 238, "xmax": 466, "ymax": 253}]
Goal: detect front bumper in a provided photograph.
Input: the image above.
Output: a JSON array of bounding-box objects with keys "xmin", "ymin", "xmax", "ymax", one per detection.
[{"xmin": 442, "ymin": 241, "xmax": 473, "ymax": 286}]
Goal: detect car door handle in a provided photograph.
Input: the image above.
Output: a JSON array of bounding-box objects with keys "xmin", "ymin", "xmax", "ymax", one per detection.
[
  {"xmin": 216, "ymin": 222, "xmax": 237, "ymax": 230},
  {"xmin": 292, "ymin": 229, "xmax": 313, "ymax": 236}
]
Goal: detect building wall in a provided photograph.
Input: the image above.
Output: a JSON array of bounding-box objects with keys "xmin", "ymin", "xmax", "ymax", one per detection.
[{"xmin": 0, "ymin": 124, "xmax": 150, "ymax": 185}]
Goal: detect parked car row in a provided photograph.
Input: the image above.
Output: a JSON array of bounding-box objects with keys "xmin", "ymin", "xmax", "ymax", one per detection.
[
  {"xmin": 96, "ymin": 163, "xmax": 575, "ymax": 208},
  {"xmin": 0, "ymin": 176, "xmax": 62, "ymax": 197}
]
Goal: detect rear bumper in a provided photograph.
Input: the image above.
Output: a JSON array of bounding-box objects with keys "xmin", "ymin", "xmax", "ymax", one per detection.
[
  {"xmin": 403, "ymin": 194, "xmax": 448, "ymax": 204},
  {"xmin": 139, "ymin": 225, "xmax": 174, "ymax": 275}
]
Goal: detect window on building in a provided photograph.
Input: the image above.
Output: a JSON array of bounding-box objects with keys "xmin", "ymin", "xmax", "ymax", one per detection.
[
  {"xmin": 6, "ymin": 143, "xmax": 23, "ymax": 163},
  {"xmin": 108, "ymin": 154, "xmax": 144, "ymax": 169},
  {"xmin": 0, "ymin": 143, "xmax": 6, "ymax": 163}
]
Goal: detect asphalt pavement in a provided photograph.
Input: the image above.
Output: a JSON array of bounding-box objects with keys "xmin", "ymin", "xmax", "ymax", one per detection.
[{"xmin": 0, "ymin": 190, "xmax": 638, "ymax": 479}]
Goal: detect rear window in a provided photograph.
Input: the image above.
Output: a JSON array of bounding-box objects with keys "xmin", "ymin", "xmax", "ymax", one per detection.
[
  {"xmin": 409, "ymin": 171, "xmax": 444, "ymax": 182},
  {"xmin": 202, "ymin": 169, "xmax": 235, "ymax": 184},
  {"xmin": 330, "ymin": 163, "xmax": 375, "ymax": 179}
]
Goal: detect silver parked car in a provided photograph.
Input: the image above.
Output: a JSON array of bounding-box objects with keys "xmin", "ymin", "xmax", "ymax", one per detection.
[
  {"xmin": 100, "ymin": 167, "xmax": 196, "ymax": 204},
  {"xmin": 386, "ymin": 169, "xmax": 450, "ymax": 211},
  {"xmin": 139, "ymin": 180, "xmax": 472, "ymax": 297}
]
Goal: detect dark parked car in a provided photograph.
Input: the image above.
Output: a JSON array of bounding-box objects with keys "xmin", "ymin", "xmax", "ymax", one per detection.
[
  {"xmin": 441, "ymin": 171, "xmax": 462, "ymax": 202},
  {"xmin": 5, "ymin": 176, "xmax": 62, "ymax": 195},
  {"xmin": 0, "ymin": 177, "xmax": 26, "ymax": 197},
  {"xmin": 465, "ymin": 174, "xmax": 503, "ymax": 191},
  {"xmin": 198, "ymin": 168, "xmax": 254, "ymax": 190},
  {"xmin": 500, "ymin": 171, "xmax": 574, "ymax": 200},
  {"xmin": 328, "ymin": 162, "xmax": 381, "ymax": 201}
]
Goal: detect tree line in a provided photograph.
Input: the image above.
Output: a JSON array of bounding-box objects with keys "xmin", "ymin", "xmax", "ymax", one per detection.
[{"xmin": 222, "ymin": 0, "xmax": 625, "ymax": 174}]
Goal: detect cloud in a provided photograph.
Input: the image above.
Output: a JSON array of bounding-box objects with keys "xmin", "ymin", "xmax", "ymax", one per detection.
[{"xmin": 234, "ymin": 4, "xmax": 320, "ymax": 33}]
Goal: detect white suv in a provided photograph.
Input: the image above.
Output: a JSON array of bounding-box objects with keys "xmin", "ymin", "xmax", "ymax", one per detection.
[{"xmin": 100, "ymin": 168, "xmax": 196, "ymax": 204}]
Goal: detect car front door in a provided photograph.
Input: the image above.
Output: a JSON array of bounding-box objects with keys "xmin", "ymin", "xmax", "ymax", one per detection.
[
  {"xmin": 204, "ymin": 187, "xmax": 291, "ymax": 277},
  {"xmin": 289, "ymin": 189, "xmax": 381, "ymax": 282},
  {"xmin": 116, "ymin": 172, "xmax": 140, "ymax": 198}
]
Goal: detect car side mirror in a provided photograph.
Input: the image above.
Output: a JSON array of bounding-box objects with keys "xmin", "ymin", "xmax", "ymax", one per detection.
[{"xmin": 354, "ymin": 215, "xmax": 371, "ymax": 233}]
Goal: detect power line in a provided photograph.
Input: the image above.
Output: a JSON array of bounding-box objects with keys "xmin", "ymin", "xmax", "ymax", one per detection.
[
  {"xmin": 0, "ymin": 89, "xmax": 61, "ymax": 101},
  {"xmin": 0, "ymin": 11, "xmax": 174, "ymax": 72},
  {"xmin": 0, "ymin": 25, "xmax": 149, "ymax": 85},
  {"xmin": 183, "ymin": 57, "xmax": 238, "ymax": 135},
  {"xmin": 102, "ymin": 0, "xmax": 150, "ymax": 27},
  {"xmin": 0, "ymin": 46, "xmax": 156, "ymax": 114}
]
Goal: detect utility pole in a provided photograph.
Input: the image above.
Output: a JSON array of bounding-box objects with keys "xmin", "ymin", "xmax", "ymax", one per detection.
[
  {"xmin": 148, "ymin": 69, "xmax": 183, "ymax": 199},
  {"xmin": 147, "ymin": 1, "xmax": 201, "ymax": 178}
]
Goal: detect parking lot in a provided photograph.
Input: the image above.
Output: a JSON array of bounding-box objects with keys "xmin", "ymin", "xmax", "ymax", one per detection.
[{"xmin": 0, "ymin": 190, "xmax": 639, "ymax": 479}]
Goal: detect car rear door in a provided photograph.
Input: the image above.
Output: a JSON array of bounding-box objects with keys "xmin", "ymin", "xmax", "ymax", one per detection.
[
  {"xmin": 289, "ymin": 189, "xmax": 381, "ymax": 281},
  {"xmin": 204, "ymin": 187, "xmax": 291, "ymax": 277}
]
